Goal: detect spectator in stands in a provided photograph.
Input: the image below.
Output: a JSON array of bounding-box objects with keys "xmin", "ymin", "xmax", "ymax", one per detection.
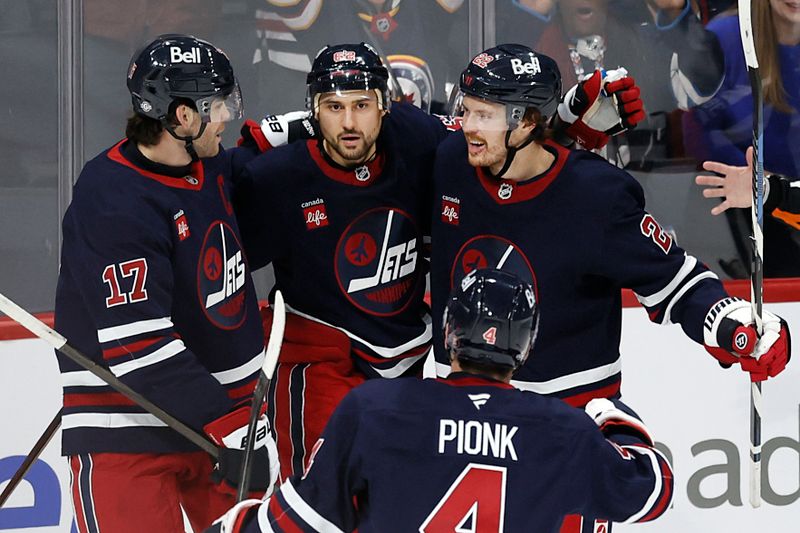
[
  {"xmin": 685, "ymin": 0, "xmax": 800, "ymax": 276},
  {"xmin": 496, "ymin": 0, "xmax": 724, "ymax": 168}
]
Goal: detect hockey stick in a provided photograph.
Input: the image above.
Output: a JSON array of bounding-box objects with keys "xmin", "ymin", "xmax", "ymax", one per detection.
[
  {"xmin": 0, "ymin": 408, "xmax": 62, "ymax": 508},
  {"xmin": 236, "ymin": 290, "xmax": 285, "ymax": 502},
  {"xmin": 738, "ymin": 0, "xmax": 764, "ymax": 508},
  {"xmin": 0, "ymin": 292, "xmax": 219, "ymax": 458}
]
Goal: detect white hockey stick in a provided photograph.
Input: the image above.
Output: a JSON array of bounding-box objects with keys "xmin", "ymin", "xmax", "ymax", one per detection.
[
  {"xmin": 236, "ymin": 290, "xmax": 285, "ymax": 501},
  {"xmin": 0, "ymin": 292, "xmax": 219, "ymax": 457},
  {"xmin": 738, "ymin": 0, "xmax": 764, "ymax": 508}
]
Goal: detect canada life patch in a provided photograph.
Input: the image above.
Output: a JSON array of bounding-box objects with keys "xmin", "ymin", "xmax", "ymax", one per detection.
[
  {"xmin": 335, "ymin": 207, "xmax": 419, "ymax": 316},
  {"xmin": 303, "ymin": 198, "xmax": 329, "ymax": 230},
  {"xmin": 452, "ymin": 235, "xmax": 536, "ymax": 293},
  {"xmin": 198, "ymin": 221, "xmax": 248, "ymax": 329},
  {"xmin": 441, "ymin": 195, "xmax": 460, "ymax": 226}
]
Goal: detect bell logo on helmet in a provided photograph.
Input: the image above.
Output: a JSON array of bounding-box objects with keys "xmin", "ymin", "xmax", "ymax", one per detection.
[
  {"xmin": 333, "ymin": 50, "xmax": 357, "ymax": 62},
  {"xmin": 170, "ymin": 46, "xmax": 201, "ymax": 64},
  {"xmin": 471, "ymin": 53, "xmax": 494, "ymax": 69},
  {"xmin": 510, "ymin": 57, "xmax": 541, "ymax": 76}
]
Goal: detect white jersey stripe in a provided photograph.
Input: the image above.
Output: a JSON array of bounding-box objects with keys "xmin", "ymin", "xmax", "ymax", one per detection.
[
  {"xmin": 62, "ymin": 412, "xmax": 168, "ymax": 430},
  {"xmin": 369, "ymin": 352, "xmax": 427, "ymax": 378},
  {"xmin": 109, "ymin": 339, "xmax": 185, "ymax": 377},
  {"xmin": 257, "ymin": 504, "xmax": 278, "ymax": 533},
  {"xmin": 435, "ymin": 355, "xmax": 622, "ymax": 395},
  {"xmin": 211, "ymin": 348, "xmax": 265, "ymax": 384},
  {"xmin": 634, "ymin": 255, "xmax": 696, "ymax": 308},
  {"xmin": 657, "ymin": 271, "xmax": 719, "ymax": 325},
  {"xmin": 279, "ymin": 480, "xmax": 345, "ymax": 533},
  {"xmin": 285, "ymin": 304, "xmax": 432, "ymax": 358},
  {"xmin": 622, "ymin": 446, "xmax": 664, "ymax": 523},
  {"xmin": 61, "ymin": 370, "xmax": 107, "ymax": 388},
  {"xmin": 97, "ymin": 317, "xmax": 173, "ymax": 343}
]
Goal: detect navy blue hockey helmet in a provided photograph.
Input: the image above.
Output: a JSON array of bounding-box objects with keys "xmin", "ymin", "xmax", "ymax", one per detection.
[
  {"xmin": 458, "ymin": 44, "xmax": 561, "ymax": 126},
  {"xmin": 444, "ymin": 269, "xmax": 539, "ymax": 371},
  {"xmin": 306, "ymin": 43, "xmax": 391, "ymax": 114},
  {"xmin": 127, "ymin": 34, "xmax": 243, "ymax": 124}
]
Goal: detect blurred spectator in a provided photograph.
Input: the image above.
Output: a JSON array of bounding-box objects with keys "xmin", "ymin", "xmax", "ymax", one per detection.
[
  {"xmin": 496, "ymin": 0, "xmax": 724, "ymax": 168},
  {"xmin": 249, "ymin": 0, "xmax": 469, "ymax": 114},
  {"xmin": 684, "ymin": 1, "xmax": 800, "ymax": 277}
]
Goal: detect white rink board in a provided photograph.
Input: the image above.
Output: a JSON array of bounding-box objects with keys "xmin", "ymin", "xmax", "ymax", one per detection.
[{"xmin": 1, "ymin": 303, "xmax": 799, "ymax": 532}]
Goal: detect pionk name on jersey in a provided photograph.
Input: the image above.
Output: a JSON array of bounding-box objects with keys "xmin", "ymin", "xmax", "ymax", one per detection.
[{"xmin": 438, "ymin": 419, "xmax": 519, "ymax": 461}]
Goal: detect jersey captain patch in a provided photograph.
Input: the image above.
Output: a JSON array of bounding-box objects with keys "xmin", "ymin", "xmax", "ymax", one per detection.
[
  {"xmin": 198, "ymin": 221, "xmax": 248, "ymax": 329},
  {"xmin": 335, "ymin": 207, "xmax": 420, "ymax": 316}
]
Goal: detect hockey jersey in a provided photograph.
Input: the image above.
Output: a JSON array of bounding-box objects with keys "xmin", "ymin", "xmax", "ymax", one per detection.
[
  {"xmin": 252, "ymin": 374, "xmax": 673, "ymax": 532},
  {"xmin": 235, "ymin": 103, "xmax": 447, "ymax": 378},
  {"xmin": 54, "ymin": 141, "xmax": 265, "ymax": 454},
  {"xmin": 430, "ymin": 135, "xmax": 729, "ymax": 405}
]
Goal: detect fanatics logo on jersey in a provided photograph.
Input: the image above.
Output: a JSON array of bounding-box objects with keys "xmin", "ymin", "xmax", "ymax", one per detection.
[
  {"xmin": 173, "ymin": 210, "xmax": 190, "ymax": 241},
  {"xmin": 498, "ymin": 182, "xmax": 513, "ymax": 200},
  {"xmin": 441, "ymin": 195, "xmax": 460, "ymax": 225},
  {"xmin": 302, "ymin": 198, "xmax": 329, "ymax": 230},
  {"xmin": 355, "ymin": 165, "xmax": 371, "ymax": 182},
  {"xmin": 468, "ymin": 393, "xmax": 491, "ymax": 410}
]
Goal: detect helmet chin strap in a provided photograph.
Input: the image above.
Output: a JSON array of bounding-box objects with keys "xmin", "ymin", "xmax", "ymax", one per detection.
[
  {"xmin": 163, "ymin": 122, "xmax": 207, "ymax": 163},
  {"xmin": 494, "ymin": 125, "xmax": 539, "ymax": 178}
]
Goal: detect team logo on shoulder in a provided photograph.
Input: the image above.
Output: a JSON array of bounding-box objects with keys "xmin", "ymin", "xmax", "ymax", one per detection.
[
  {"xmin": 174, "ymin": 210, "xmax": 190, "ymax": 241},
  {"xmin": 335, "ymin": 207, "xmax": 420, "ymax": 316},
  {"xmin": 498, "ymin": 182, "xmax": 513, "ymax": 200},
  {"xmin": 198, "ymin": 221, "xmax": 248, "ymax": 329},
  {"xmin": 452, "ymin": 235, "xmax": 536, "ymax": 294},
  {"xmin": 302, "ymin": 198, "xmax": 328, "ymax": 230},
  {"xmin": 441, "ymin": 195, "xmax": 460, "ymax": 225}
]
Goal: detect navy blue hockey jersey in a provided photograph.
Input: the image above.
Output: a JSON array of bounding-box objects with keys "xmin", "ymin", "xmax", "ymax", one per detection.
[
  {"xmin": 54, "ymin": 140, "xmax": 266, "ymax": 454},
  {"xmin": 235, "ymin": 103, "xmax": 447, "ymax": 378},
  {"xmin": 251, "ymin": 374, "xmax": 672, "ymax": 532},
  {"xmin": 430, "ymin": 136, "xmax": 729, "ymax": 405}
]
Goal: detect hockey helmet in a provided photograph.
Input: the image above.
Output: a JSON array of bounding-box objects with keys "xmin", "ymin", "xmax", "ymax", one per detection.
[
  {"xmin": 127, "ymin": 34, "xmax": 243, "ymax": 124},
  {"xmin": 306, "ymin": 43, "xmax": 391, "ymax": 114},
  {"xmin": 444, "ymin": 268, "xmax": 539, "ymax": 371},
  {"xmin": 456, "ymin": 44, "xmax": 561, "ymax": 127}
]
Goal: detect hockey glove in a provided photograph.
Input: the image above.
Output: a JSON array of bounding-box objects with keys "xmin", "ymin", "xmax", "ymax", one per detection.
[
  {"xmin": 557, "ymin": 68, "xmax": 645, "ymax": 150},
  {"xmin": 204, "ymin": 405, "xmax": 280, "ymax": 497},
  {"xmin": 703, "ymin": 297, "xmax": 791, "ymax": 382},
  {"xmin": 238, "ymin": 110, "xmax": 316, "ymax": 152},
  {"xmin": 585, "ymin": 398, "xmax": 654, "ymax": 446},
  {"xmin": 204, "ymin": 499, "xmax": 262, "ymax": 533}
]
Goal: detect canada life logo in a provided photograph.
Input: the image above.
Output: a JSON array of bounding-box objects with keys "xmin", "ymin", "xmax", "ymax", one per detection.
[
  {"xmin": 441, "ymin": 195, "xmax": 460, "ymax": 225},
  {"xmin": 198, "ymin": 221, "xmax": 248, "ymax": 329},
  {"xmin": 335, "ymin": 207, "xmax": 419, "ymax": 316}
]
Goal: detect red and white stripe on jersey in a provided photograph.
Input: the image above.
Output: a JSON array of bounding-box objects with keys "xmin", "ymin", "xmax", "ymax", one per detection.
[
  {"xmin": 260, "ymin": 479, "xmax": 346, "ymax": 533},
  {"xmin": 619, "ymin": 445, "xmax": 674, "ymax": 523},
  {"xmin": 98, "ymin": 316, "xmax": 180, "ymax": 377},
  {"xmin": 634, "ymin": 255, "xmax": 719, "ymax": 325}
]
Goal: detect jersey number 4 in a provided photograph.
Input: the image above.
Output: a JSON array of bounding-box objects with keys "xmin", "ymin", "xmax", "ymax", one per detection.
[
  {"xmin": 420, "ymin": 464, "xmax": 506, "ymax": 533},
  {"xmin": 102, "ymin": 259, "xmax": 149, "ymax": 308}
]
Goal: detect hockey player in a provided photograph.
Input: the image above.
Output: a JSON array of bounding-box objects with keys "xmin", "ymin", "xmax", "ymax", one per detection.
[
  {"xmin": 206, "ymin": 268, "xmax": 674, "ymax": 533},
  {"xmin": 429, "ymin": 44, "xmax": 791, "ymax": 532},
  {"xmin": 54, "ymin": 35, "xmax": 278, "ymax": 533}
]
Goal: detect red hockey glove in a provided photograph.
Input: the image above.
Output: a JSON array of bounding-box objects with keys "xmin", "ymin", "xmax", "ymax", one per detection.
[
  {"xmin": 703, "ymin": 297, "xmax": 791, "ymax": 382},
  {"xmin": 585, "ymin": 398, "xmax": 654, "ymax": 446},
  {"xmin": 238, "ymin": 110, "xmax": 316, "ymax": 152},
  {"xmin": 204, "ymin": 405, "xmax": 280, "ymax": 497},
  {"xmin": 204, "ymin": 499, "xmax": 263, "ymax": 533},
  {"xmin": 557, "ymin": 68, "xmax": 645, "ymax": 150}
]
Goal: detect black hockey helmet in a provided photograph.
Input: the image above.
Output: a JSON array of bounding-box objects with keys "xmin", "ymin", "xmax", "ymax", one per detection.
[
  {"xmin": 127, "ymin": 34, "xmax": 243, "ymax": 124},
  {"xmin": 458, "ymin": 44, "xmax": 561, "ymax": 126},
  {"xmin": 444, "ymin": 269, "xmax": 539, "ymax": 371},
  {"xmin": 306, "ymin": 43, "xmax": 391, "ymax": 114}
]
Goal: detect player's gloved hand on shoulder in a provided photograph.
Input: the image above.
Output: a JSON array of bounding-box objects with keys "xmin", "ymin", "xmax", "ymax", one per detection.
[
  {"xmin": 703, "ymin": 297, "xmax": 791, "ymax": 382},
  {"xmin": 238, "ymin": 110, "xmax": 316, "ymax": 152},
  {"xmin": 204, "ymin": 499, "xmax": 263, "ymax": 533},
  {"xmin": 204, "ymin": 405, "xmax": 280, "ymax": 497},
  {"xmin": 585, "ymin": 398, "xmax": 654, "ymax": 446},
  {"xmin": 557, "ymin": 68, "xmax": 645, "ymax": 150}
]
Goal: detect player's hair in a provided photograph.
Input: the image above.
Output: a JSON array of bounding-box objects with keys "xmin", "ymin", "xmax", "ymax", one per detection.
[
  {"xmin": 455, "ymin": 357, "xmax": 514, "ymax": 381},
  {"xmin": 523, "ymin": 108, "xmax": 552, "ymax": 143},
  {"xmin": 125, "ymin": 98, "xmax": 196, "ymax": 146},
  {"xmin": 755, "ymin": 1, "xmax": 792, "ymax": 113}
]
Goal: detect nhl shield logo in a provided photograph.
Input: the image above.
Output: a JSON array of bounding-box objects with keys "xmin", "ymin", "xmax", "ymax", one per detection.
[
  {"xmin": 355, "ymin": 165, "xmax": 371, "ymax": 182},
  {"xmin": 498, "ymin": 183, "xmax": 513, "ymax": 200}
]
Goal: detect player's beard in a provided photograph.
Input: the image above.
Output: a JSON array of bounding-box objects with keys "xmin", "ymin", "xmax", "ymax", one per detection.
[
  {"xmin": 193, "ymin": 124, "xmax": 224, "ymax": 158},
  {"xmin": 324, "ymin": 127, "xmax": 380, "ymax": 166},
  {"xmin": 465, "ymin": 133, "xmax": 506, "ymax": 170}
]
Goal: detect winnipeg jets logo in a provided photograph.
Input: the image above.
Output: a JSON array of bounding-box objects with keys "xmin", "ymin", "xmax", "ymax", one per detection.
[
  {"xmin": 347, "ymin": 211, "xmax": 416, "ymax": 293},
  {"xmin": 205, "ymin": 223, "xmax": 245, "ymax": 309},
  {"xmin": 498, "ymin": 183, "xmax": 513, "ymax": 200},
  {"xmin": 468, "ymin": 393, "xmax": 491, "ymax": 410}
]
